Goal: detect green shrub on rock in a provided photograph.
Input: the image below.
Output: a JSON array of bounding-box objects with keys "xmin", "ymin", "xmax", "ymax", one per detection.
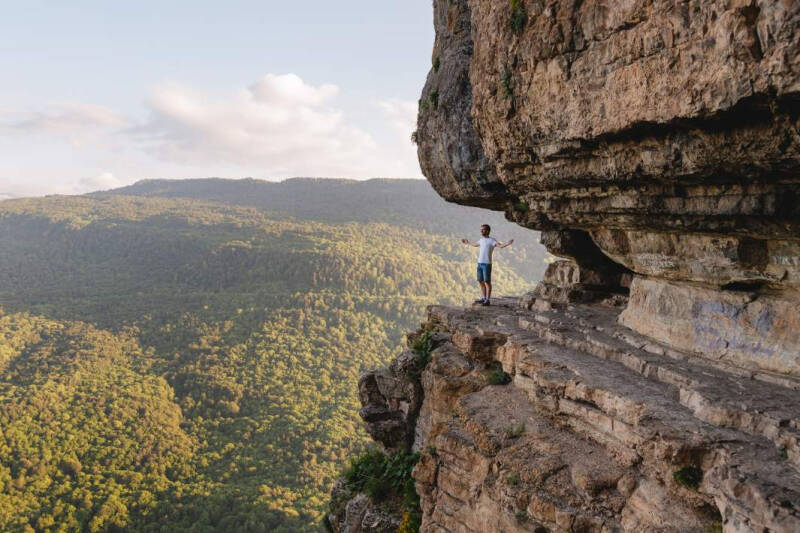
[
  {"xmin": 509, "ymin": 0, "xmax": 527, "ymax": 33},
  {"xmin": 343, "ymin": 448, "xmax": 422, "ymax": 531},
  {"xmin": 673, "ymin": 466, "xmax": 703, "ymax": 490}
]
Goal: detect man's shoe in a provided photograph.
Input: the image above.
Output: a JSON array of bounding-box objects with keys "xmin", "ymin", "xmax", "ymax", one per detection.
[
  {"xmin": 473, "ymin": 298, "xmax": 486, "ymax": 304},
  {"xmin": 481, "ymin": 300, "xmax": 491, "ymax": 306}
]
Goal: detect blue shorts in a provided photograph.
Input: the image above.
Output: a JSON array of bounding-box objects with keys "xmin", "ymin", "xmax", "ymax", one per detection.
[{"xmin": 477, "ymin": 263, "xmax": 492, "ymax": 283}]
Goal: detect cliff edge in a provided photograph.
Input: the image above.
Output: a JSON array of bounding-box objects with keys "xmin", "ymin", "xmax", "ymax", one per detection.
[{"xmin": 329, "ymin": 1, "xmax": 800, "ymax": 531}]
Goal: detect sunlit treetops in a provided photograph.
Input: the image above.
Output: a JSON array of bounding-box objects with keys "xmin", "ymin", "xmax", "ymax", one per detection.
[{"xmin": 0, "ymin": 182, "xmax": 546, "ymax": 531}]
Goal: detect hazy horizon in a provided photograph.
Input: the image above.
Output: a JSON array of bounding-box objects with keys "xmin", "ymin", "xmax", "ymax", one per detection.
[{"xmin": 0, "ymin": 175, "xmax": 434, "ymax": 201}]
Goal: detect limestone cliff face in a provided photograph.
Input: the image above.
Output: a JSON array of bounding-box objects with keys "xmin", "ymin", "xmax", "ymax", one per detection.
[
  {"xmin": 407, "ymin": 1, "xmax": 800, "ymax": 531},
  {"xmin": 417, "ymin": 0, "xmax": 800, "ymax": 377},
  {"xmin": 418, "ymin": 0, "xmax": 800, "ymax": 231},
  {"xmin": 329, "ymin": 1, "xmax": 800, "ymax": 531},
  {"xmin": 342, "ymin": 294, "xmax": 799, "ymax": 532}
]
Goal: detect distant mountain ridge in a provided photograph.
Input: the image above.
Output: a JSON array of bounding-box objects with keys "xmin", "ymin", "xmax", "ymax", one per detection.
[
  {"xmin": 100, "ymin": 177, "xmax": 513, "ymax": 230},
  {"xmin": 98, "ymin": 177, "xmax": 547, "ymax": 281}
]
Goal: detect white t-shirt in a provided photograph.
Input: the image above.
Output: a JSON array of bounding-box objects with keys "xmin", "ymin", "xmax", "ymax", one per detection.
[{"xmin": 477, "ymin": 237, "xmax": 497, "ymax": 264}]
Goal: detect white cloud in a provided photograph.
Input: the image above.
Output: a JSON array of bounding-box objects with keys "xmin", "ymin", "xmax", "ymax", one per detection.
[
  {"xmin": 132, "ymin": 73, "xmax": 390, "ymax": 177},
  {"xmin": 78, "ymin": 172, "xmax": 125, "ymax": 192},
  {"xmin": 0, "ymin": 74, "xmax": 425, "ymax": 196},
  {"xmin": 1, "ymin": 172, "xmax": 130, "ymax": 197},
  {"xmin": 377, "ymin": 98, "xmax": 418, "ymax": 140},
  {"xmin": 0, "ymin": 103, "xmax": 126, "ymax": 146},
  {"xmin": 249, "ymin": 73, "xmax": 339, "ymax": 106},
  {"xmin": 374, "ymin": 98, "xmax": 422, "ymax": 178}
]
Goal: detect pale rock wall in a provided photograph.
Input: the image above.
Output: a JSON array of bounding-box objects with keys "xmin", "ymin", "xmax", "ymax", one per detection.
[
  {"xmin": 329, "ymin": 2, "xmax": 800, "ymax": 531},
  {"xmin": 416, "ymin": 0, "xmax": 800, "ymax": 374}
]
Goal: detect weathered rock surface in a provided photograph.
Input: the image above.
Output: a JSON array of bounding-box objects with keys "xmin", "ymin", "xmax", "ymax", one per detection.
[
  {"xmin": 329, "ymin": 1, "xmax": 800, "ymax": 530},
  {"xmin": 358, "ymin": 349, "xmax": 426, "ymax": 451},
  {"xmin": 620, "ymin": 277, "xmax": 800, "ymax": 376},
  {"xmin": 418, "ymin": 0, "xmax": 800, "ymax": 224},
  {"xmin": 416, "ymin": 0, "xmax": 509, "ymax": 208},
  {"xmin": 404, "ymin": 297, "xmax": 799, "ymax": 531},
  {"xmin": 327, "ymin": 479, "xmax": 401, "ymax": 533},
  {"xmin": 416, "ymin": 0, "xmax": 800, "ymax": 294}
]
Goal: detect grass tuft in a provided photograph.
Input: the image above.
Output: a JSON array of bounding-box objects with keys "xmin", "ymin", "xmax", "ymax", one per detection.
[
  {"xmin": 429, "ymin": 90, "xmax": 439, "ymax": 110},
  {"xmin": 509, "ymin": 0, "xmax": 527, "ymax": 34},
  {"xmin": 673, "ymin": 466, "xmax": 703, "ymax": 490},
  {"xmin": 504, "ymin": 423, "xmax": 526, "ymax": 439},
  {"xmin": 486, "ymin": 367, "xmax": 512, "ymax": 385},
  {"xmin": 778, "ymin": 445, "xmax": 788, "ymax": 460},
  {"xmin": 406, "ymin": 329, "xmax": 434, "ymax": 381}
]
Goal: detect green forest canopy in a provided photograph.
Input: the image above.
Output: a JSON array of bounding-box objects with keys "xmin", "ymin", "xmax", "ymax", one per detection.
[{"xmin": 0, "ymin": 178, "xmax": 547, "ymax": 531}]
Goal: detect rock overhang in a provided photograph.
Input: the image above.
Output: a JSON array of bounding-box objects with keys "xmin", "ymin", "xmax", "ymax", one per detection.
[{"xmin": 416, "ymin": 0, "xmax": 800, "ymax": 377}]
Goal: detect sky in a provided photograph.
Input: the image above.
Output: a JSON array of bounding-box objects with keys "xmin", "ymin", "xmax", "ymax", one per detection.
[{"xmin": 0, "ymin": 1, "xmax": 433, "ymax": 197}]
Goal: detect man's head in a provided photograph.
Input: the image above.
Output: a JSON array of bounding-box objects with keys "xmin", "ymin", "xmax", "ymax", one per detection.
[{"xmin": 480, "ymin": 224, "xmax": 490, "ymax": 236}]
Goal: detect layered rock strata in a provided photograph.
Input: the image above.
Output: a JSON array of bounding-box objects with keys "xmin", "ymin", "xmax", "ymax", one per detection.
[
  {"xmin": 418, "ymin": 0, "xmax": 800, "ymax": 229},
  {"xmin": 416, "ymin": 0, "xmax": 800, "ymax": 376},
  {"xmin": 330, "ymin": 1, "xmax": 800, "ymax": 531},
  {"xmin": 357, "ymin": 291, "xmax": 800, "ymax": 531}
]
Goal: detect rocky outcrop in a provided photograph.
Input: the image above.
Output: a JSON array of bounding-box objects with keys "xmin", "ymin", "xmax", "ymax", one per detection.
[
  {"xmin": 418, "ymin": 0, "xmax": 800, "ymax": 222},
  {"xmin": 416, "ymin": 2, "xmax": 800, "ymax": 352},
  {"xmin": 330, "ymin": 1, "xmax": 800, "ymax": 531},
  {"xmin": 358, "ymin": 350, "xmax": 427, "ymax": 451},
  {"xmin": 416, "ymin": 3, "xmax": 800, "ymax": 393},
  {"xmin": 358, "ymin": 294, "xmax": 800, "ymax": 532},
  {"xmin": 373, "ymin": 1, "xmax": 800, "ymax": 531},
  {"xmin": 327, "ymin": 479, "xmax": 402, "ymax": 533}
]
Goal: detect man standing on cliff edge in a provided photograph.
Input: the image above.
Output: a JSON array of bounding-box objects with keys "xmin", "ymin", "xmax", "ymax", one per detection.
[{"xmin": 462, "ymin": 224, "xmax": 513, "ymax": 306}]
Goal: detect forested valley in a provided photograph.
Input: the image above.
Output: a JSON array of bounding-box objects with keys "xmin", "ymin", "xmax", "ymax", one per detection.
[{"xmin": 0, "ymin": 178, "xmax": 547, "ymax": 531}]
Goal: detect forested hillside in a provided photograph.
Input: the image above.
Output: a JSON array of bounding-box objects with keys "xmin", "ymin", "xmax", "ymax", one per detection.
[
  {"xmin": 98, "ymin": 178, "xmax": 544, "ymax": 281},
  {"xmin": 0, "ymin": 179, "xmax": 547, "ymax": 531}
]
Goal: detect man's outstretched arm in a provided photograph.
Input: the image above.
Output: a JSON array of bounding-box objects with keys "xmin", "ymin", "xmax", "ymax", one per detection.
[
  {"xmin": 496, "ymin": 239, "xmax": 514, "ymax": 249},
  {"xmin": 461, "ymin": 238, "xmax": 479, "ymax": 247}
]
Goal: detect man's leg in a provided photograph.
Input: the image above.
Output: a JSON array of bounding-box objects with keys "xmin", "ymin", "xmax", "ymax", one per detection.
[
  {"xmin": 481, "ymin": 264, "xmax": 493, "ymax": 305},
  {"xmin": 475, "ymin": 264, "xmax": 487, "ymax": 303}
]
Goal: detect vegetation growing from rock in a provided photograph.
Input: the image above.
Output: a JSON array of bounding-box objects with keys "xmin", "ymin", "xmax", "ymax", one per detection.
[
  {"xmin": 673, "ymin": 466, "xmax": 703, "ymax": 490},
  {"xmin": 428, "ymin": 90, "xmax": 439, "ymax": 109},
  {"xmin": 501, "ymin": 66, "xmax": 514, "ymax": 99},
  {"xmin": 343, "ymin": 448, "xmax": 422, "ymax": 532},
  {"xmin": 406, "ymin": 330, "xmax": 434, "ymax": 381},
  {"xmin": 508, "ymin": 0, "xmax": 527, "ymax": 34},
  {"xmin": 343, "ymin": 448, "xmax": 419, "ymax": 503},
  {"xmin": 504, "ymin": 423, "xmax": 526, "ymax": 439},
  {"xmin": 486, "ymin": 366, "xmax": 512, "ymax": 385}
]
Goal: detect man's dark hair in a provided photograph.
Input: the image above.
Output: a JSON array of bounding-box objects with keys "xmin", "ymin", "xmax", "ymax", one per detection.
[{"xmin": 481, "ymin": 224, "xmax": 491, "ymax": 233}]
